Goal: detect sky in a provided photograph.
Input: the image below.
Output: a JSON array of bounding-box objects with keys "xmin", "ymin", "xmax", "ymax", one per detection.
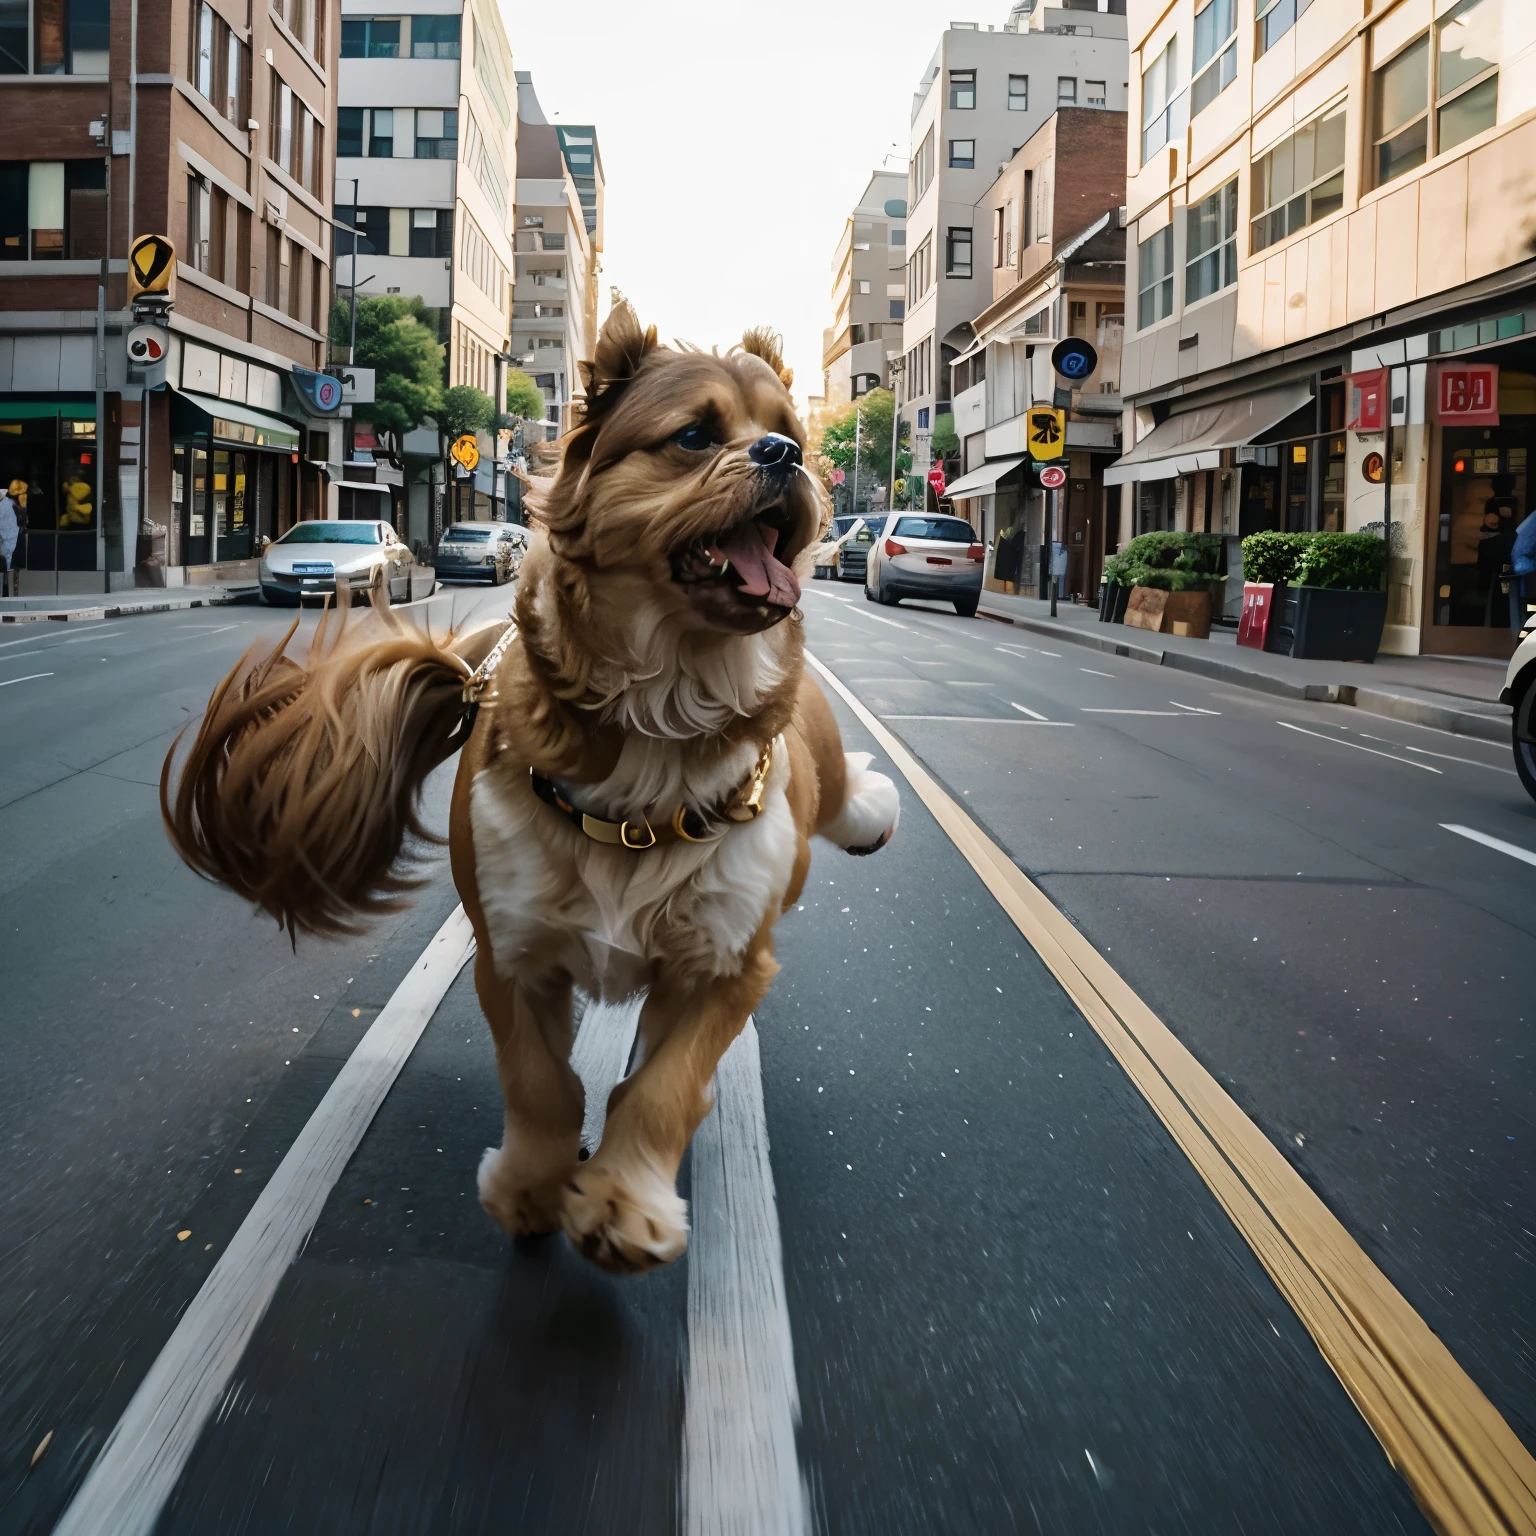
[{"xmin": 504, "ymin": 0, "xmax": 983, "ymax": 413}]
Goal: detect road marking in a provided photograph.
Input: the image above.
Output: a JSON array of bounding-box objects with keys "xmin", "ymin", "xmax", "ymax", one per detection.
[
  {"xmin": 53, "ymin": 908, "xmax": 476, "ymax": 1536},
  {"xmin": 570, "ymin": 997, "xmax": 641, "ymax": 1153},
  {"xmin": 803, "ymin": 587, "xmax": 853, "ymax": 602},
  {"xmin": 1440, "ymin": 823, "xmax": 1536, "ymax": 867},
  {"xmin": 1036, "ymin": 649, "xmax": 1062, "ymax": 657},
  {"xmin": 881, "ymin": 714, "xmax": 1074, "ymax": 725},
  {"xmin": 1277, "ymin": 720, "xmax": 1441, "ymax": 773},
  {"xmin": 858, "ymin": 611, "xmax": 910, "ymax": 630},
  {"xmin": 948, "ymin": 680, "xmax": 990, "ymax": 686},
  {"xmin": 994, "ymin": 644, "xmax": 1033, "ymax": 659},
  {"xmin": 817, "ymin": 615, "xmax": 856, "ymax": 628},
  {"xmin": 174, "ymin": 623, "xmax": 241, "ymax": 636},
  {"xmin": 685, "ymin": 1019, "xmax": 809, "ymax": 1536},
  {"xmin": 1082, "ymin": 708, "xmax": 1186, "ymax": 716},
  {"xmin": 1010, "ymin": 702, "xmax": 1050, "ymax": 721},
  {"xmin": 0, "ymin": 623, "xmax": 123, "ymax": 650},
  {"xmin": 1079, "ymin": 667, "xmax": 1116, "ymax": 677},
  {"xmin": 1359, "ymin": 736, "xmax": 1515, "ymax": 775},
  {"xmin": 1170, "ymin": 701, "xmax": 1222, "ymax": 715},
  {"xmin": 0, "ymin": 672, "xmax": 53, "ymax": 688},
  {"xmin": 808, "ymin": 647, "xmax": 1536, "ymax": 1536}
]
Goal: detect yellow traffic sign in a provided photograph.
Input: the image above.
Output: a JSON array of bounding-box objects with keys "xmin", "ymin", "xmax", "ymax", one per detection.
[
  {"xmin": 127, "ymin": 234, "xmax": 176, "ymax": 301},
  {"xmin": 1026, "ymin": 407, "xmax": 1066, "ymax": 460},
  {"xmin": 450, "ymin": 433, "xmax": 480, "ymax": 472}
]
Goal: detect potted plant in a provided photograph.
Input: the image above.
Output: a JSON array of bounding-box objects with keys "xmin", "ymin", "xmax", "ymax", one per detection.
[
  {"xmin": 1099, "ymin": 550, "xmax": 1132, "ymax": 623},
  {"xmin": 1282, "ymin": 533, "xmax": 1389, "ymax": 661},
  {"xmin": 1237, "ymin": 531, "xmax": 1308, "ymax": 651},
  {"xmin": 1111, "ymin": 532, "xmax": 1224, "ymax": 637}
]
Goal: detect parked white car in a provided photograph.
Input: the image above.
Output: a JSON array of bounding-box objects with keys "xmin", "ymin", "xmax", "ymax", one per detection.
[
  {"xmin": 259, "ymin": 520, "xmax": 416, "ymax": 606},
  {"xmin": 863, "ymin": 512, "xmax": 986, "ymax": 617},
  {"xmin": 1502, "ymin": 621, "xmax": 1536, "ymax": 801}
]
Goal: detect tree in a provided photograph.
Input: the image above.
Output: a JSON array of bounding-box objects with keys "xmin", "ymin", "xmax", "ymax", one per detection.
[
  {"xmin": 807, "ymin": 388, "xmax": 909, "ymax": 513},
  {"xmin": 931, "ymin": 411, "xmax": 960, "ymax": 467},
  {"xmin": 439, "ymin": 384, "xmax": 497, "ymax": 441},
  {"xmin": 506, "ymin": 369, "xmax": 545, "ymax": 422},
  {"xmin": 331, "ymin": 295, "xmax": 443, "ymax": 463}
]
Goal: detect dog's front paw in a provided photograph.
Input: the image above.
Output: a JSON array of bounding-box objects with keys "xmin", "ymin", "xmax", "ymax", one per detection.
[
  {"xmin": 561, "ymin": 1157, "xmax": 689, "ymax": 1274},
  {"xmin": 478, "ymin": 1144, "xmax": 569, "ymax": 1238}
]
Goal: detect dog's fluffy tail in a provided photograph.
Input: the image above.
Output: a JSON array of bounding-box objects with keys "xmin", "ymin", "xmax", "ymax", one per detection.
[
  {"xmin": 161, "ymin": 599, "xmax": 479, "ymax": 941},
  {"xmin": 819, "ymin": 751, "xmax": 899, "ymax": 856}
]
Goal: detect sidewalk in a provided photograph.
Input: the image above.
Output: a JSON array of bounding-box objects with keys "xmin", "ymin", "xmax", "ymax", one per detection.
[
  {"xmin": 0, "ymin": 586, "xmax": 258, "ymax": 624},
  {"xmin": 976, "ymin": 589, "xmax": 1511, "ymax": 744}
]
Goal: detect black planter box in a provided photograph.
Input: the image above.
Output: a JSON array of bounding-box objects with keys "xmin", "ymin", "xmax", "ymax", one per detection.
[
  {"xmin": 1265, "ymin": 585, "xmax": 1387, "ymax": 662},
  {"xmin": 1098, "ymin": 582, "xmax": 1130, "ymax": 623}
]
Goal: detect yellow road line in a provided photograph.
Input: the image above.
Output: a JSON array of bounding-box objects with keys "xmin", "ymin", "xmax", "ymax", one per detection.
[{"xmin": 808, "ymin": 649, "xmax": 1536, "ymax": 1536}]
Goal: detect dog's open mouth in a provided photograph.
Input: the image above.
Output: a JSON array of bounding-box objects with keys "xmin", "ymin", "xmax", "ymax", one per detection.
[{"xmin": 671, "ymin": 504, "xmax": 801, "ymax": 618}]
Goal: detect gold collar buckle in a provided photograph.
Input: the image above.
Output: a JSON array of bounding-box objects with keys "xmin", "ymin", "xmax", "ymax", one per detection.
[
  {"xmin": 619, "ymin": 817, "xmax": 657, "ymax": 850},
  {"xmin": 726, "ymin": 740, "xmax": 774, "ymax": 824}
]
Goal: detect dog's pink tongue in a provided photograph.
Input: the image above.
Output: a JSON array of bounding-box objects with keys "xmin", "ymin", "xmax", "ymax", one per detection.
[{"xmin": 712, "ymin": 522, "xmax": 800, "ymax": 607}]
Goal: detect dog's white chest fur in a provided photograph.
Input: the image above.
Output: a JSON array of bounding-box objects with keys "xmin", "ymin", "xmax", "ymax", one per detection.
[{"xmin": 469, "ymin": 734, "xmax": 796, "ymax": 999}]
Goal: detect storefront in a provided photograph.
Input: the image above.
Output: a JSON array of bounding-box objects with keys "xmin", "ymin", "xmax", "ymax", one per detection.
[
  {"xmin": 0, "ymin": 397, "xmax": 103, "ymax": 595},
  {"xmin": 166, "ymin": 393, "xmax": 313, "ymax": 580}
]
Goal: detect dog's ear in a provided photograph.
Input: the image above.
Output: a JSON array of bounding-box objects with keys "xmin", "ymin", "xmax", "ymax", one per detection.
[
  {"xmin": 739, "ymin": 326, "xmax": 794, "ymax": 391},
  {"xmin": 579, "ymin": 293, "xmax": 658, "ymax": 399}
]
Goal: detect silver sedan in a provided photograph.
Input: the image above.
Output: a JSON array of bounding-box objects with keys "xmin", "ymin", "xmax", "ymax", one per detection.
[{"xmin": 259, "ymin": 520, "xmax": 416, "ymax": 606}]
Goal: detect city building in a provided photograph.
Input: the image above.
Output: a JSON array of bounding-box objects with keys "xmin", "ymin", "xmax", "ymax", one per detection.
[
  {"xmin": 898, "ymin": 1, "xmax": 1130, "ymax": 452},
  {"xmin": 512, "ymin": 74, "xmax": 599, "ymax": 439},
  {"xmin": 822, "ymin": 166, "xmax": 908, "ymax": 407},
  {"xmin": 0, "ymin": 0, "xmax": 343, "ymax": 593},
  {"xmin": 1114, "ymin": 0, "xmax": 1536, "ymax": 657},
  {"xmin": 337, "ymin": 0, "xmax": 518, "ymax": 540},
  {"xmin": 556, "ymin": 122, "xmax": 605, "ymax": 356}
]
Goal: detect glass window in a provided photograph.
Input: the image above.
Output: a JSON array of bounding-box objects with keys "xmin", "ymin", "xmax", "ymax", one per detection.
[
  {"xmin": 1251, "ymin": 104, "xmax": 1345, "ymax": 252},
  {"xmin": 892, "ymin": 516, "xmax": 977, "ymax": 541},
  {"xmin": 1192, "ymin": 0, "xmax": 1236, "ymax": 114},
  {"xmin": 367, "ymin": 17, "xmax": 399, "ymax": 56},
  {"xmin": 1185, "ymin": 179, "xmax": 1237, "ymax": 303},
  {"xmin": 1374, "ymin": 34, "xmax": 1429, "ymax": 182},
  {"xmin": 1057, "ymin": 76, "xmax": 1077, "ymax": 105},
  {"xmin": 1008, "ymin": 73, "xmax": 1027, "ymax": 110},
  {"xmin": 411, "ymin": 14, "xmax": 460, "ymax": 58},
  {"xmin": 948, "ymin": 138, "xmax": 974, "ymax": 168},
  {"xmin": 340, "ymin": 17, "xmax": 365, "ymax": 56},
  {"xmin": 415, "ymin": 106, "xmax": 458, "ymax": 158},
  {"xmin": 224, "ymin": 30, "xmax": 244, "ymax": 122},
  {"xmin": 0, "ymin": 0, "xmax": 26, "ymax": 72},
  {"xmin": 1085, "ymin": 79, "xmax": 1106, "ymax": 106},
  {"xmin": 368, "ymin": 106, "xmax": 392, "ymax": 157},
  {"xmin": 1137, "ymin": 225, "xmax": 1174, "ymax": 329},
  {"xmin": 27, "ymin": 160, "xmax": 64, "ymax": 258},
  {"xmin": 337, "ymin": 106, "xmax": 364, "ymax": 158},
  {"xmin": 1141, "ymin": 39, "xmax": 1185, "ymax": 162},
  {"xmin": 1257, "ymin": 0, "xmax": 1315, "ymax": 57},
  {"xmin": 945, "ymin": 226, "xmax": 972, "ymax": 278},
  {"xmin": 948, "ymin": 69, "xmax": 975, "ymax": 110},
  {"xmin": 277, "ymin": 521, "xmax": 382, "ymax": 544},
  {"xmin": 194, "ymin": 1, "xmax": 213, "ymax": 96},
  {"xmin": 889, "ymin": 299, "xmax": 904, "ymax": 320}
]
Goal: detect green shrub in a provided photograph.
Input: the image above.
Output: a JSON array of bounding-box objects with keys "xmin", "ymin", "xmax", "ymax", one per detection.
[
  {"xmin": 1296, "ymin": 531, "xmax": 1388, "ymax": 591},
  {"xmin": 1240, "ymin": 530, "xmax": 1310, "ymax": 584},
  {"xmin": 1104, "ymin": 531, "xmax": 1223, "ymax": 587}
]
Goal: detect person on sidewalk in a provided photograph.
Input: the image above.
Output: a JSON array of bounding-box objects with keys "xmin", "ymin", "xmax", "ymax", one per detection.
[
  {"xmin": 0, "ymin": 481, "xmax": 18, "ymax": 596},
  {"xmin": 1511, "ymin": 503, "xmax": 1536, "ymax": 636}
]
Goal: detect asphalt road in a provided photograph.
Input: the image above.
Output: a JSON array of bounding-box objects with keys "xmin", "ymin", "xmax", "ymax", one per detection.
[{"xmin": 0, "ymin": 571, "xmax": 1528, "ymax": 1534}]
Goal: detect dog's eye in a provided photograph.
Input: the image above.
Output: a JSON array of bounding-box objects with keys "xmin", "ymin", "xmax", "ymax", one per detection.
[{"xmin": 672, "ymin": 424, "xmax": 716, "ymax": 452}]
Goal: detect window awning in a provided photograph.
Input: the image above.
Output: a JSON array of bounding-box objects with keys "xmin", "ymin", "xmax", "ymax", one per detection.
[
  {"xmin": 178, "ymin": 392, "xmax": 302, "ymax": 450},
  {"xmin": 333, "ymin": 480, "xmax": 390, "ymax": 494},
  {"xmin": 1102, "ymin": 383, "xmax": 1312, "ymax": 486},
  {"xmin": 941, "ymin": 456, "xmax": 1027, "ymax": 499}
]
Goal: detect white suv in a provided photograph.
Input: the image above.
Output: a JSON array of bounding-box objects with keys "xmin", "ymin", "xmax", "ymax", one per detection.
[
  {"xmin": 863, "ymin": 513, "xmax": 985, "ymax": 617},
  {"xmin": 1503, "ymin": 624, "xmax": 1536, "ymax": 801}
]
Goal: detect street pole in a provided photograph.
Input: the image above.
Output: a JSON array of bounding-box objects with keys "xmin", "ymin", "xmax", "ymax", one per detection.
[
  {"xmin": 1049, "ymin": 483, "xmax": 1059, "ymax": 618},
  {"xmin": 852, "ymin": 403, "xmax": 862, "ymax": 521},
  {"xmin": 347, "ymin": 177, "xmax": 360, "ymax": 366}
]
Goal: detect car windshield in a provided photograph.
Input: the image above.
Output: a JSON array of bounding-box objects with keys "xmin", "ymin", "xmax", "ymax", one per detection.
[
  {"xmin": 892, "ymin": 516, "xmax": 976, "ymax": 542},
  {"xmin": 278, "ymin": 522, "xmax": 381, "ymax": 545},
  {"xmin": 444, "ymin": 527, "xmax": 492, "ymax": 542},
  {"xmin": 830, "ymin": 517, "xmax": 860, "ymax": 537}
]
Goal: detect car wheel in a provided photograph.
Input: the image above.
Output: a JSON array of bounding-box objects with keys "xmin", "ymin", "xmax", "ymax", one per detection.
[
  {"xmin": 1514, "ymin": 673, "xmax": 1536, "ymax": 804},
  {"xmin": 863, "ymin": 583, "xmax": 876, "ymax": 603},
  {"xmin": 953, "ymin": 595, "xmax": 979, "ymax": 618},
  {"xmin": 878, "ymin": 583, "xmax": 898, "ymax": 606}
]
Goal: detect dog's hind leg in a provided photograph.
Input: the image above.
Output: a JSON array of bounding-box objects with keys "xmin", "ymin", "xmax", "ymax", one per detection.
[
  {"xmin": 561, "ymin": 933, "xmax": 778, "ymax": 1274},
  {"xmin": 474, "ymin": 950, "xmax": 584, "ymax": 1239}
]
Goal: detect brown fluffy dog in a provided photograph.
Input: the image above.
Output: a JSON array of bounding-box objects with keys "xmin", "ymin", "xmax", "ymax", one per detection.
[{"xmin": 164, "ymin": 302, "xmax": 899, "ymax": 1272}]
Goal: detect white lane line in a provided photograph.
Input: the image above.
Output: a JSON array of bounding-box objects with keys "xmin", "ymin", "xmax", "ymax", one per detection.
[
  {"xmin": 570, "ymin": 997, "xmax": 641, "ymax": 1153},
  {"xmin": 994, "ymin": 644, "xmax": 1033, "ymax": 659},
  {"xmin": 53, "ymin": 908, "xmax": 476, "ymax": 1536},
  {"xmin": 1358, "ymin": 735, "xmax": 1516, "ymax": 775},
  {"xmin": 0, "ymin": 672, "xmax": 53, "ymax": 688},
  {"xmin": 1010, "ymin": 702, "xmax": 1050, "ymax": 721},
  {"xmin": 0, "ymin": 622, "xmax": 123, "ymax": 650},
  {"xmin": 817, "ymin": 615, "xmax": 856, "ymax": 629},
  {"xmin": 948, "ymin": 680, "xmax": 990, "ymax": 686},
  {"xmin": 1079, "ymin": 667, "xmax": 1116, "ymax": 678},
  {"xmin": 175, "ymin": 623, "xmax": 241, "ymax": 636},
  {"xmin": 882, "ymin": 714, "xmax": 1075, "ymax": 725},
  {"xmin": 802, "ymin": 588, "xmax": 853, "ymax": 602},
  {"xmin": 1277, "ymin": 720, "xmax": 1442, "ymax": 773},
  {"xmin": 857, "ymin": 611, "xmax": 910, "ymax": 630},
  {"xmin": 1082, "ymin": 708, "xmax": 1185, "ymax": 716},
  {"xmin": 1171, "ymin": 701, "xmax": 1221, "ymax": 715},
  {"xmin": 684, "ymin": 1019, "xmax": 809, "ymax": 1536},
  {"xmin": 1440, "ymin": 823, "xmax": 1536, "ymax": 867}
]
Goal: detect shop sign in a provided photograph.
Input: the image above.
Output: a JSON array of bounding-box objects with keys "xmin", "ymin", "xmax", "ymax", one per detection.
[
  {"xmin": 1050, "ymin": 337, "xmax": 1098, "ymax": 382},
  {"xmin": 927, "ymin": 467, "xmax": 946, "ymax": 497},
  {"xmin": 1346, "ymin": 369, "xmax": 1386, "ymax": 431},
  {"xmin": 290, "ymin": 366, "xmax": 343, "ymax": 415},
  {"xmin": 1362, "ymin": 451, "xmax": 1385, "ymax": 484},
  {"xmin": 450, "ymin": 434, "xmax": 481, "ymax": 472},
  {"xmin": 1433, "ymin": 363, "xmax": 1499, "ymax": 425},
  {"xmin": 127, "ymin": 234, "xmax": 176, "ymax": 302}
]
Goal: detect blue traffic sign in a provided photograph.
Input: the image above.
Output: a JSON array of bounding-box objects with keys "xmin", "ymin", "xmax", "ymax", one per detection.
[{"xmin": 1051, "ymin": 337, "xmax": 1099, "ymax": 381}]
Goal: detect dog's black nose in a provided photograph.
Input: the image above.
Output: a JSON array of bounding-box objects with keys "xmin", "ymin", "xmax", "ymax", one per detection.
[{"xmin": 749, "ymin": 433, "xmax": 802, "ymax": 470}]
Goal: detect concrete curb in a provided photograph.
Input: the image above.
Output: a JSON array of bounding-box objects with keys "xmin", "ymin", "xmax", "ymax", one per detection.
[
  {"xmin": 978, "ymin": 603, "xmax": 1509, "ymax": 745},
  {"xmin": 0, "ymin": 591, "xmax": 249, "ymax": 624}
]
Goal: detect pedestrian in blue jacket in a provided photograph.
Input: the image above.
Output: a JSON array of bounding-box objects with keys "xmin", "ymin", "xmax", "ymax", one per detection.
[{"xmin": 1512, "ymin": 505, "xmax": 1536, "ymax": 635}]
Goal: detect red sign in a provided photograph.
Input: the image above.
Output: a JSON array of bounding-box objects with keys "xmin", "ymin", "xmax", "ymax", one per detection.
[
  {"xmin": 1434, "ymin": 363, "xmax": 1499, "ymax": 425},
  {"xmin": 1346, "ymin": 368, "xmax": 1386, "ymax": 431},
  {"xmin": 1237, "ymin": 582, "xmax": 1276, "ymax": 651},
  {"xmin": 1039, "ymin": 464, "xmax": 1067, "ymax": 489},
  {"xmin": 927, "ymin": 468, "xmax": 946, "ymax": 496}
]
